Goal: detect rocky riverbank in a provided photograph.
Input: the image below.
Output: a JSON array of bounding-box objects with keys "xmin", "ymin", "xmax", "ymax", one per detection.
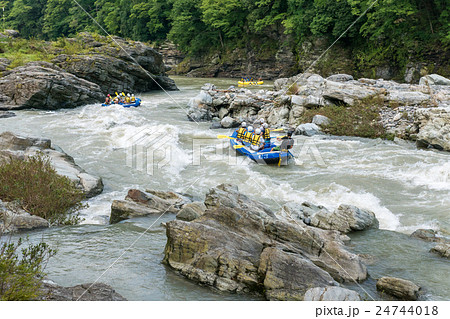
[
  {"xmin": 188, "ymin": 73, "xmax": 450, "ymax": 151},
  {"xmin": 0, "ymin": 32, "xmax": 177, "ymax": 110},
  {"xmin": 150, "ymin": 183, "xmax": 427, "ymax": 301}
]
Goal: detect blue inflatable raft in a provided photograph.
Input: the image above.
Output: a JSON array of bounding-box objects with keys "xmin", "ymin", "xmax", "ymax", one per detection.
[
  {"xmin": 102, "ymin": 98, "xmax": 141, "ymax": 108},
  {"xmin": 229, "ymin": 132, "xmax": 294, "ymax": 165}
]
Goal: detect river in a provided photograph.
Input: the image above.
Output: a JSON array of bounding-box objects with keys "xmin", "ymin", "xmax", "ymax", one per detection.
[{"xmin": 1, "ymin": 76, "xmax": 449, "ymax": 300}]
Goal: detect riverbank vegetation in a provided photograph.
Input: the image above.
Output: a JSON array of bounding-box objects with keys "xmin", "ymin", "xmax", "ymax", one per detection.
[
  {"xmin": 0, "ymin": 0, "xmax": 448, "ymax": 78},
  {"xmin": 0, "ymin": 155, "xmax": 86, "ymax": 225},
  {"xmin": 0, "ymin": 236, "xmax": 55, "ymax": 300}
]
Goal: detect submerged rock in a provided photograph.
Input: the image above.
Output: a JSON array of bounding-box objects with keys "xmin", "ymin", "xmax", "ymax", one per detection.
[
  {"xmin": 376, "ymin": 277, "xmax": 421, "ymax": 301},
  {"xmin": 40, "ymin": 281, "xmax": 126, "ymax": 301},
  {"xmin": 0, "ymin": 132, "xmax": 103, "ymax": 198},
  {"xmin": 0, "ymin": 111, "xmax": 16, "ymax": 118},
  {"xmin": 303, "ymin": 286, "xmax": 361, "ymax": 301},
  {"xmin": 410, "ymin": 229, "xmax": 445, "ymax": 243},
  {"xmin": 0, "ymin": 62, "xmax": 103, "ymax": 110},
  {"xmin": 163, "ymin": 184, "xmax": 367, "ymax": 300}
]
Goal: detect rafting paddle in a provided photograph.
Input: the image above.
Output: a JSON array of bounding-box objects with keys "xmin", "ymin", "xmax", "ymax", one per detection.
[
  {"xmin": 233, "ymin": 145, "xmax": 246, "ymax": 149},
  {"xmin": 217, "ymin": 135, "xmax": 237, "ymax": 139}
]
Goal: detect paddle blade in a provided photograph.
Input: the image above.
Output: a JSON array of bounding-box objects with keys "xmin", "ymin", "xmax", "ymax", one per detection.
[
  {"xmin": 217, "ymin": 135, "xmax": 236, "ymax": 139},
  {"xmin": 233, "ymin": 145, "xmax": 245, "ymax": 149},
  {"xmin": 271, "ymin": 128, "xmax": 286, "ymax": 132}
]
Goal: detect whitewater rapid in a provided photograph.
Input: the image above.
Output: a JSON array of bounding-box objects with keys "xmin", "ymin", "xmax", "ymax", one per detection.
[{"xmin": 1, "ymin": 76, "xmax": 449, "ymax": 300}]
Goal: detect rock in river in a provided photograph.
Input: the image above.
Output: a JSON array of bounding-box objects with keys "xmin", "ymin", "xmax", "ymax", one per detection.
[
  {"xmin": 40, "ymin": 281, "xmax": 126, "ymax": 301},
  {"xmin": 0, "ymin": 200, "xmax": 49, "ymax": 233},
  {"xmin": 410, "ymin": 229, "xmax": 445, "ymax": 243},
  {"xmin": 163, "ymin": 184, "xmax": 367, "ymax": 300},
  {"xmin": 0, "ymin": 62, "xmax": 104, "ymax": 110},
  {"xmin": 110, "ymin": 189, "xmax": 189, "ymax": 224},
  {"xmin": 430, "ymin": 243, "xmax": 450, "ymax": 258},
  {"xmin": 376, "ymin": 277, "xmax": 421, "ymax": 301},
  {"xmin": 0, "ymin": 132, "xmax": 103, "ymax": 198}
]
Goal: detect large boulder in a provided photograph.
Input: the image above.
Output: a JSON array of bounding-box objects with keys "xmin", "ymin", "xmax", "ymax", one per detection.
[
  {"xmin": 312, "ymin": 115, "xmax": 331, "ymax": 127},
  {"xmin": 419, "ymin": 74, "xmax": 450, "ymax": 86},
  {"xmin": 40, "ymin": 281, "xmax": 126, "ymax": 301},
  {"xmin": 415, "ymin": 107, "xmax": 450, "ymax": 151},
  {"xmin": 322, "ymin": 80, "xmax": 380, "ymax": 106},
  {"xmin": 295, "ymin": 123, "xmax": 323, "ymax": 136},
  {"xmin": 0, "ymin": 132, "xmax": 103, "ymax": 198},
  {"xmin": 110, "ymin": 189, "xmax": 188, "ymax": 224},
  {"xmin": 303, "ymin": 286, "xmax": 361, "ymax": 301},
  {"xmin": 0, "ymin": 62, "xmax": 104, "ymax": 110},
  {"xmin": 0, "ymin": 200, "xmax": 49, "ymax": 233},
  {"xmin": 376, "ymin": 277, "xmax": 421, "ymax": 301},
  {"xmin": 310, "ymin": 204, "xmax": 379, "ymax": 233},
  {"xmin": 52, "ymin": 33, "xmax": 177, "ymax": 93},
  {"xmin": 163, "ymin": 184, "xmax": 367, "ymax": 300},
  {"xmin": 326, "ymin": 74, "xmax": 354, "ymax": 82}
]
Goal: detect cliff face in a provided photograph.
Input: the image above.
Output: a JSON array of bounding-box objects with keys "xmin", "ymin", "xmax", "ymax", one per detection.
[{"xmin": 165, "ymin": 36, "xmax": 449, "ymax": 83}]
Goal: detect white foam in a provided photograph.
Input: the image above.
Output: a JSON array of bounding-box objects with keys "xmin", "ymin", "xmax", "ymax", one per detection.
[
  {"xmin": 237, "ymin": 168, "xmax": 401, "ymax": 231},
  {"xmin": 396, "ymin": 161, "xmax": 450, "ymax": 191}
]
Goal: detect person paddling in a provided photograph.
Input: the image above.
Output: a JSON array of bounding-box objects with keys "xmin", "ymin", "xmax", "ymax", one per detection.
[
  {"xmin": 104, "ymin": 94, "xmax": 111, "ymax": 105},
  {"xmin": 235, "ymin": 122, "xmax": 247, "ymax": 141},
  {"xmin": 271, "ymin": 130, "xmax": 294, "ymax": 152}
]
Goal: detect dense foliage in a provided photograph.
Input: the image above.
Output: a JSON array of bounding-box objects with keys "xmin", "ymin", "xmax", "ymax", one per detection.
[
  {"xmin": 0, "ymin": 0, "xmax": 447, "ymax": 52},
  {"xmin": 0, "ymin": 155, "xmax": 86, "ymax": 225},
  {"xmin": 0, "ymin": 0, "xmax": 448, "ymax": 77},
  {"xmin": 0, "ymin": 236, "xmax": 56, "ymax": 300}
]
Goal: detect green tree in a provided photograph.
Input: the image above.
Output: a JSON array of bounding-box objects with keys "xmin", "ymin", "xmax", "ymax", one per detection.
[{"xmin": 8, "ymin": 0, "xmax": 47, "ymax": 38}]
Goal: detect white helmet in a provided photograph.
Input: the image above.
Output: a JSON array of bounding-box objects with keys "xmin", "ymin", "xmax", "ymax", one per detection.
[
  {"xmin": 255, "ymin": 128, "xmax": 261, "ymax": 135},
  {"xmin": 263, "ymin": 123, "xmax": 269, "ymax": 128},
  {"xmin": 260, "ymin": 118, "xmax": 265, "ymax": 124},
  {"xmin": 247, "ymin": 126, "xmax": 254, "ymax": 132},
  {"xmin": 132, "ymin": 94, "xmax": 135, "ymax": 96},
  {"xmin": 127, "ymin": 93, "xmax": 131, "ymax": 97},
  {"xmin": 241, "ymin": 122, "xmax": 247, "ymax": 127}
]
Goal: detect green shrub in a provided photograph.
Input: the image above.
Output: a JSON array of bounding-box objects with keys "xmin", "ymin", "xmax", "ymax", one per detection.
[
  {"xmin": 0, "ymin": 155, "xmax": 86, "ymax": 225},
  {"xmin": 0, "ymin": 236, "xmax": 56, "ymax": 301},
  {"xmin": 300, "ymin": 95, "xmax": 387, "ymax": 138}
]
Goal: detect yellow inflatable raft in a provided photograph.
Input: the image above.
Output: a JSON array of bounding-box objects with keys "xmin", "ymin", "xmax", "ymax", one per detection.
[{"xmin": 238, "ymin": 80, "xmax": 264, "ymax": 86}]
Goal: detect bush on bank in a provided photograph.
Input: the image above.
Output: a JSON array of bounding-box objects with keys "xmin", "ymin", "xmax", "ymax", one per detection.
[{"xmin": 0, "ymin": 154, "xmax": 86, "ymax": 225}]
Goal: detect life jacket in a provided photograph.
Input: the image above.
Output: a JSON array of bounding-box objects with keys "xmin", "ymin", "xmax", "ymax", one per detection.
[
  {"xmin": 125, "ymin": 97, "xmax": 131, "ymax": 103},
  {"xmin": 243, "ymin": 131, "xmax": 253, "ymax": 142},
  {"xmin": 236, "ymin": 127, "xmax": 246, "ymax": 139},
  {"xmin": 131, "ymin": 96, "xmax": 136, "ymax": 102},
  {"xmin": 251, "ymin": 134, "xmax": 261, "ymax": 146},
  {"xmin": 263, "ymin": 128, "xmax": 270, "ymax": 139}
]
